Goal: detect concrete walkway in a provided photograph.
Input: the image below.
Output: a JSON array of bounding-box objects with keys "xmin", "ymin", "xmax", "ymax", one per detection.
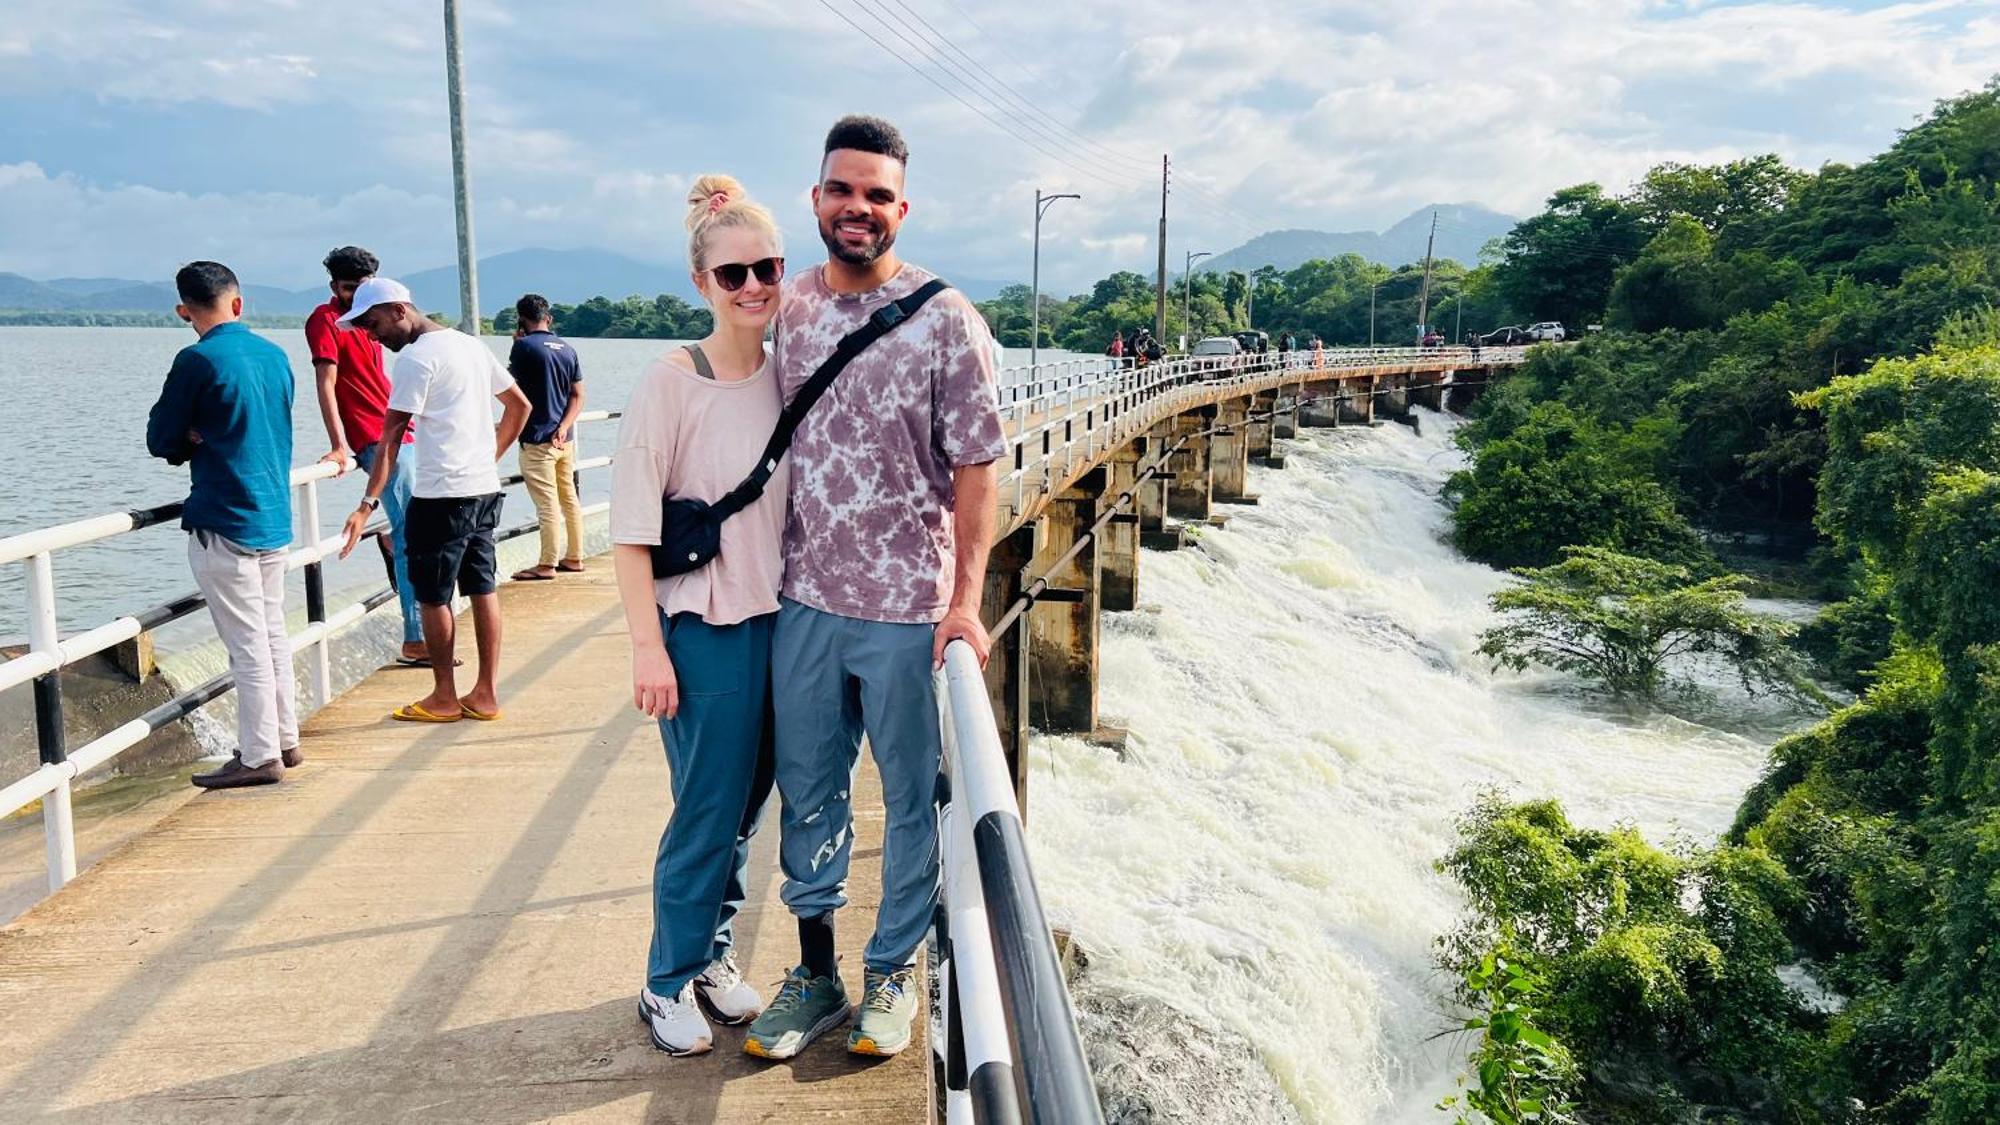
[{"xmin": 0, "ymin": 568, "xmax": 927, "ymax": 1122}]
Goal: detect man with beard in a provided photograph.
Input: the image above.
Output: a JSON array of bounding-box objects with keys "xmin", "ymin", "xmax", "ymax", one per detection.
[
  {"xmin": 335, "ymin": 278, "xmax": 531, "ymax": 725},
  {"xmin": 305, "ymin": 245, "xmax": 427, "ymax": 664},
  {"xmin": 742, "ymin": 115, "xmax": 1006, "ymax": 1062}
]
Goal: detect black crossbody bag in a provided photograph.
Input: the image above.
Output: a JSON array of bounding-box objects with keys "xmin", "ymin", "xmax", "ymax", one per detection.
[{"xmin": 651, "ymin": 278, "xmax": 951, "ymax": 577}]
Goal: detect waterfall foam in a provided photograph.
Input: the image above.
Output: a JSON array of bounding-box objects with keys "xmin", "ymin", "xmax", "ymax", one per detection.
[{"xmin": 1026, "ymin": 411, "xmax": 1791, "ymax": 1122}]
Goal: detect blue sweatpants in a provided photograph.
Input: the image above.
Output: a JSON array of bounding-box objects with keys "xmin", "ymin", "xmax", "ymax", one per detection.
[
  {"xmin": 771, "ymin": 597, "xmax": 942, "ymax": 974},
  {"xmin": 645, "ymin": 610, "xmax": 776, "ymax": 997},
  {"xmin": 355, "ymin": 440, "xmax": 422, "ymax": 644}
]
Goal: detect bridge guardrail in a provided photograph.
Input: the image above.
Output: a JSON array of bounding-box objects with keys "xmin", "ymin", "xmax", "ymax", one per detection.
[{"xmin": 0, "ymin": 409, "xmax": 622, "ymax": 891}]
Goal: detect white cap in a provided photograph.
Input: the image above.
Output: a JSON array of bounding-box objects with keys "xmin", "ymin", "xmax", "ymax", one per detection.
[{"xmin": 336, "ymin": 277, "xmax": 415, "ymax": 327}]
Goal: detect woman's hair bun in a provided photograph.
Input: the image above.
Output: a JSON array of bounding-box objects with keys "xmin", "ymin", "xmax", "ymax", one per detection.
[{"xmin": 685, "ymin": 174, "xmax": 746, "ymax": 233}]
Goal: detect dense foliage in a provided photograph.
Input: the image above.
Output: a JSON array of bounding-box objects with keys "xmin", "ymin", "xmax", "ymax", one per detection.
[
  {"xmin": 1448, "ymin": 80, "xmax": 2000, "ymax": 564},
  {"xmin": 1440, "ymin": 78, "xmax": 2000, "ymax": 1124},
  {"xmin": 974, "ymin": 254, "xmax": 1509, "ymax": 352},
  {"xmin": 492, "ymin": 292, "xmax": 711, "ymax": 339},
  {"xmin": 1477, "ymin": 547, "xmax": 1816, "ymax": 704}
]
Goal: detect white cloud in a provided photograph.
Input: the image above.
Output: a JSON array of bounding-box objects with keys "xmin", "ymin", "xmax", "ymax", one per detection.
[{"xmin": 2, "ymin": 0, "xmax": 1996, "ymax": 293}]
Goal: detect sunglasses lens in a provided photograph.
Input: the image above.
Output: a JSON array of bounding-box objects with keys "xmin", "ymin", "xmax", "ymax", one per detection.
[
  {"xmin": 752, "ymin": 257, "xmax": 785, "ymax": 286},
  {"xmin": 713, "ymin": 263, "xmax": 748, "ymax": 291}
]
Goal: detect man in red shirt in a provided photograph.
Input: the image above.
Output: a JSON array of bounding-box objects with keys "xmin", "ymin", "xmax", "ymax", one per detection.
[{"xmin": 306, "ymin": 245, "xmax": 427, "ymax": 663}]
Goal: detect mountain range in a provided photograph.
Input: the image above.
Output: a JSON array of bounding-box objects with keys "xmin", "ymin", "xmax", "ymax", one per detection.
[
  {"xmin": 1199, "ymin": 203, "xmax": 1518, "ymax": 276},
  {"xmin": 0, "ymin": 204, "xmax": 1516, "ymax": 320}
]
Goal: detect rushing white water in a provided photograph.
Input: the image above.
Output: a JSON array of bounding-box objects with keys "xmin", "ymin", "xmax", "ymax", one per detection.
[{"xmin": 1025, "ymin": 411, "xmax": 1808, "ymax": 1123}]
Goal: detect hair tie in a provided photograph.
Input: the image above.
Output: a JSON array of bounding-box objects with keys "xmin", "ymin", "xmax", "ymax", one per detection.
[{"xmin": 707, "ymin": 191, "xmax": 730, "ymax": 215}]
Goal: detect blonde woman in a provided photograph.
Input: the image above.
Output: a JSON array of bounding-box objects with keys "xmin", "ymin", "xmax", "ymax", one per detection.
[{"xmin": 610, "ymin": 175, "xmax": 787, "ymax": 1056}]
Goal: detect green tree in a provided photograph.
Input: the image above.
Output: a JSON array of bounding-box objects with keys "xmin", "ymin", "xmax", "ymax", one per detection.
[
  {"xmin": 1491, "ymin": 184, "xmax": 1647, "ymax": 328},
  {"xmin": 1476, "ymin": 546, "xmax": 1819, "ymax": 704}
]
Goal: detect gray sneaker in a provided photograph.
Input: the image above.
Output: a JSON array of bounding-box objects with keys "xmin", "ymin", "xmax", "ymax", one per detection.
[
  {"xmin": 848, "ymin": 965, "xmax": 919, "ymax": 1056},
  {"xmin": 742, "ymin": 967, "xmax": 849, "ymax": 1060}
]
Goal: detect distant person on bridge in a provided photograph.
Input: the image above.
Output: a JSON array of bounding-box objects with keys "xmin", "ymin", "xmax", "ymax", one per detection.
[
  {"xmin": 335, "ymin": 278, "xmax": 532, "ymax": 725},
  {"xmin": 307, "ymin": 245, "xmax": 427, "ymax": 665},
  {"xmin": 745, "ymin": 114, "xmax": 1006, "ymax": 1063},
  {"xmin": 609, "ymin": 175, "xmax": 786, "ymax": 1057},
  {"xmin": 1107, "ymin": 329, "xmax": 1125, "ymax": 366},
  {"xmin": 507, "ymin": 293, "xmax": 587, "ymax": 582},
  {"xmin": 146, "ymin": 261, "xmax": 300, "ymax": 790}
]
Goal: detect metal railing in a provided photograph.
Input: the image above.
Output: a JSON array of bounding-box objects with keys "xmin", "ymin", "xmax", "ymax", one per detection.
[
  {"xmin": 934, "ymin": 639, "xmax": 1103, "ymax": 1125},
  {"xmin": 0, "ymin": 409, "xmax": 620, "ymax": 893},
  {"xmin": 993, "ymin": 345, "xmax": 1524, "ymax": 528}
]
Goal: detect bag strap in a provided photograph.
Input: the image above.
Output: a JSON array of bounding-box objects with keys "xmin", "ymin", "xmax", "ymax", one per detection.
[
  {"xmin": 709, "ymin": 278, "xmax": 952, "ymax": 520},
  {"xmin": 682, "ymin": 343, "xmax": 718, "ymax": 380}
]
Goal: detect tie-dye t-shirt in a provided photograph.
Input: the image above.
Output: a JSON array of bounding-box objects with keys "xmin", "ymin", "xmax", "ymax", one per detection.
[{"xmin": 772, "ymin": 262, "xmax": 1007, "ymax": 624}]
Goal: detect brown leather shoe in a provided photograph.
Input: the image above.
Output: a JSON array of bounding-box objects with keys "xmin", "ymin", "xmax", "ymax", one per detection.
[
  {"xmin": 282, "ymin": 746, "xmax": 303, "ymax": 769},
  {"xmin": 192, "ymin": 756, "xmax": 283, "ymax": 790}
]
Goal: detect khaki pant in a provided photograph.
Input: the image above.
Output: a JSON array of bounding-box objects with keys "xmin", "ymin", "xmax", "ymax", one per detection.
[
  {"xmin": 188, "ymin": 530, "xmax": 299, "ymax": 767},
  {"xmin": 520, "ymin": 440, "xmax": 584, "ymax": 567}
]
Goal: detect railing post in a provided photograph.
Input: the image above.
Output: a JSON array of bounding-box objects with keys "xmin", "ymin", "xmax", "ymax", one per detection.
[
  {"xmin": 300, "ymin": 477, "xmax": 331, "ymax": 707},
  {"xmin": 26, "ymin": 552, "xmax": 75, "ymax": 891}
]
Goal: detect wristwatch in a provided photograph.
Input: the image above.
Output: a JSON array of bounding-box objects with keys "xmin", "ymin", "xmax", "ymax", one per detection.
[{"xmin": 358, "ymin": 496, "xmax": 382, "ymax": 513}]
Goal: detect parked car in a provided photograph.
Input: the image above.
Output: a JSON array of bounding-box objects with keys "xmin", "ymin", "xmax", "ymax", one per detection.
[
  {"xmin": 1479, "ymin": 325, "xmax": 1533, "ymax": 346},
  {"xmin": 1191, "ymin": 335, "xmax": 1245, "ymax": 378},
  {"xmin": 1232, "ymin": 330, "xmax": 1269, "ymax": 355},
  {"xmin": 1527, "ymin": 321, "xmax": 1567, "ymax": 342}
]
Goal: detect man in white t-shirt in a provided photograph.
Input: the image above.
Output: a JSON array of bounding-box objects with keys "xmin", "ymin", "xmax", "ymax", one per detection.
[{"xmin": 336, "ymin": 278, "xmax": 531, "ymax": 724}]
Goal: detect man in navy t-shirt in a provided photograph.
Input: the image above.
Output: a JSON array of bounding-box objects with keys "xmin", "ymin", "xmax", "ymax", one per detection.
[
  {"xmin": 507, "ymin": 293, "xmax": 587, "ymax": 581},
  {"xmin": 146, "ymin": 261, "xmax": 300, "ymax": 790}
]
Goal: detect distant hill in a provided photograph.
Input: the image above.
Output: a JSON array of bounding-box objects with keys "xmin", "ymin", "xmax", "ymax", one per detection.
[{"xmin": 1200, "ymin": 204, "xmax": 1517, "ymax": 275}]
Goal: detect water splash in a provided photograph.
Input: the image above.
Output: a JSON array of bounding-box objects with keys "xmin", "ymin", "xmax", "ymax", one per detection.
[{"xmin": 1026, "ymin": 412, "xmax": 1798, "ymax": 1123}]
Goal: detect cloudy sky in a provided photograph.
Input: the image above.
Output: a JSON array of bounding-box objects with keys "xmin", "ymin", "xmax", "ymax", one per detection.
[{"xmin": 3, "ymin": 0, "xmax": 1997, "ymax": 296}]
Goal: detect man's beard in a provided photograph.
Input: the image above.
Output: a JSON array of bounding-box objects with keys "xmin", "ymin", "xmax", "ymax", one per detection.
[{"xmin": 819, "ymin": 215, "xmax": 895, "ymax": 266}]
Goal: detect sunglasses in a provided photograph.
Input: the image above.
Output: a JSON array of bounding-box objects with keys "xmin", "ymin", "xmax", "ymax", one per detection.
[{"xmin": 709, "ymin": 257, "xmax": 784, "ymax": 292}]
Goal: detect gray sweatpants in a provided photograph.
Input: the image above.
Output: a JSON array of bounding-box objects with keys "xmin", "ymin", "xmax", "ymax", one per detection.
[
  {"xmin": 188, "ymin": 530, "xmax": 299, "ymax": 768},
  {"xmin": 770, "ymin": 598, "xmax": 941, "ymax": 974}
]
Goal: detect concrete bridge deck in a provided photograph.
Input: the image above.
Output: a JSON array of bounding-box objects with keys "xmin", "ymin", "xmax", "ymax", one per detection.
[{"xmin": 0, "ymin": 566, "xmax": 926, "ymax": 1123}]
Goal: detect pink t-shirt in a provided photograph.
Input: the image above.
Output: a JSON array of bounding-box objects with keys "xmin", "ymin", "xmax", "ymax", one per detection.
[
  {"xmin": 772, "ymin": 263, "xmax": 1007, "ymax": 624},
  {"xmin": 609, "ymin": 353, "xmax": 787, "ymax": 626}
]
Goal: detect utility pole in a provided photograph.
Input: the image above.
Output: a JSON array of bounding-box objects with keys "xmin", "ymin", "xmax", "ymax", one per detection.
[
  {"xmin": 1182, "ymin": 249, "xmax": 1211, "ymax": 351},
  {"xmin": 1369, "ymin": 282, "xmax": 1377, "ymax": 347},
  {"xmin": 444, "ymin": 0, "xmax": 480, "ymax": 334},
  {"xmin": 1414, "ymin": 208, "xmax": 1438, "ymax": 344},
  {"xmin": 1154, "ymin": 155, "xmax": 1169, "ymax": 342},
  {"xmin": 1030, "ymin": 189, "xmax": 1080, "ymax": 370}
]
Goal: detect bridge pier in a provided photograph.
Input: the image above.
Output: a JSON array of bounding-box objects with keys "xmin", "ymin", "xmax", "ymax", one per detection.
[
  {"xmin": 1410, "ymin": 370, "xmax": 1445, "ymax": 412},
  {"xmin": 1249, "ymin": 389, "xmax": 1281, "ymax": 468},
  {"xmin": 1297, "ymin": 380, "xmax": 1340, "ymax": 428},
  {"xmin": 1273, "ymin": 388, "xmax": 1298, "ymax": 440},
  {"xmin": 1028, "ymin": 469, "xmax": 1103, "ymax": 736},
  {"xmin": 1101, "ymin": 441, "xmax": 1146, "ymax": 611},
  {"xmin": 1380, "ymin": 373, "xmax": 1410, "ymax": 419},
  {"xmin": 982, "ymin": 524, "xmax": 1039, "ymax": 800},
  {"xmin": 1166, "ymin": 408, "xmax": 1214, "ymax": 522},
  {"xmin": 1339, "ymin": 375, "xmax": 1374, "ymax": 425},
  {"xmin": 1212, "ymin": 400, "xmax": 1256, "ymax": 505}
]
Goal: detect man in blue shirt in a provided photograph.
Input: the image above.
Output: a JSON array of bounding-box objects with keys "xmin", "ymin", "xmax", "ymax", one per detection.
[
  {"xmin": 507, "ymin": 293, "xmax": 586, "ymax": 581},
  {"xmin": 146, "ymin": 261, "xmax": 301, "ymax": 790}
]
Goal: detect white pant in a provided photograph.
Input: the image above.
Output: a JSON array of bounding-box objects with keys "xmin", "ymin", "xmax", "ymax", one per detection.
[{"xmin": 188, "ymin": 530, "xmax": 299, "ymax": 767}]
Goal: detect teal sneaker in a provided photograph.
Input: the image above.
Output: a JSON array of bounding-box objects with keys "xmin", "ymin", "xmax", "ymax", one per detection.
[
  {"xmin": 848, "ymin": 965, "xmax": 919, "ymax": 1056},
  {"xmin": 742, "ymin": 967, "xmax": 849, "ymax": 1060}
]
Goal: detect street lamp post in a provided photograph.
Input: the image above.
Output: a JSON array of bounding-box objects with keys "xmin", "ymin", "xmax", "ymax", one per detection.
[
  {"xmin": 1182, "ymin": 250, "xmax": 1211, "ymax": 351},
  {"xmin": 1369, "ymin": 282, "xmax": 1378, "ymax": 347},
  {"xmin": 443, "ymin": 0, "xmax": 479, "ymax": 334},
  {"xmin": 1031, "ymin": 189, "xmax": 1081, "ymax": 371}
]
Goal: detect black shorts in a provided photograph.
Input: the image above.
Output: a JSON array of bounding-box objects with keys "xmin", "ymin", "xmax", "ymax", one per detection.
[{"xmin": 404, "ymin": 493, "xmax": 504, "ymax": 606}]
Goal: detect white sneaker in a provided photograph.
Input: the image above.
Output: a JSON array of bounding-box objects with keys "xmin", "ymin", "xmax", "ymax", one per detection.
[
  {"xmin": 695, "ymin": 951, "xmax": 763, "ymax": 1026},
  {"xmin": 637, "ymin": 982, "xmax": 712, "ymax": 1056}
]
